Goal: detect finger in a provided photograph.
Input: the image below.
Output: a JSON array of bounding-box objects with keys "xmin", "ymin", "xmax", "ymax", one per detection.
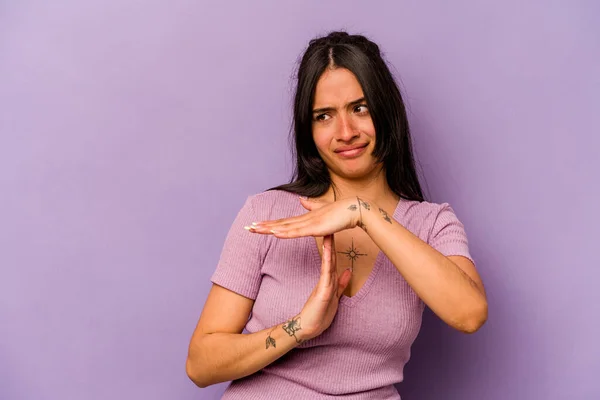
[
  {"xmin": 269, "ymin": 219, "xmax": 318, "ymax": 238},
  {"xmin": 252, "ymin": 228, "xmax": 316, "ymax": 239},
  {"xmin": 328, "ymin": 234, "xmax": 336, "ymax": 285},
  {"xmin": 253, "ymin": 212, "xmax": 313, "ymax": 229},
  {"xmin": 267, "ymin": 216, "xmax": 314, "ymax": 231},
  {"xmin": 319, "ymin": 235, "xmax": 333, "ymax": 288},
  {"xmin": 337, "ymin": 268, "xmax": 353, "ymax": 298},
  {"xmin": 251, "ymin": 224, "xmax": 335, "ymax": 239},
  {"xmin": 246, "ymin": 218, "xmax": 311, "ymax": 235},
  {"xmin": 266, "ymin": 214, "xmax": 337, "ymax": 238},
  {"xmin": 330, "ymin": 234, "xmax": 336, "ymax": 267},
  {"xmin": 253, "ymin": 199, "xmax": 332, "ymax": 229}
]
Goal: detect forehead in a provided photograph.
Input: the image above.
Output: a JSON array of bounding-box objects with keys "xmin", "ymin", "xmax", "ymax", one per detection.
[{"xmin": 313, "ymin": 68, "xmax": 364, "ymax": 107}]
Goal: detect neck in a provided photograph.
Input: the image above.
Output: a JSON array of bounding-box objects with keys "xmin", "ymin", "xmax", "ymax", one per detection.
[{"xmin": 324, "ymin": 167, "xmax": 398, "ymax": 206}]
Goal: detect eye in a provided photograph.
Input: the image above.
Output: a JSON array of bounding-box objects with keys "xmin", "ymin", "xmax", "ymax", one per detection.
[
  {"xmin": 314, "ymin": 113, "xmax": 331, "ymax": 122},
  {"xmin": 354, "ymin": 104, "xmax": 369, "ymax": 114}
]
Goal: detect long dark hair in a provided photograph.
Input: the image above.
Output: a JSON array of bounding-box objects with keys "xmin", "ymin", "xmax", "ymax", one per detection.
[{"xmin": 269, "ymin": 31, "xmax": 424, "ymax": 202}]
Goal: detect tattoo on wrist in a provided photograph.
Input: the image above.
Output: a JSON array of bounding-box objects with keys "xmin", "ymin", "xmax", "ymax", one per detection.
[
  {"xmin": 357, "ymin": 197, "xmax": 371, "ymax": 210},
  {"xmin": 379, "ymin": 208, "xmax": 392, "ymax": 224},
  {"xmin": 356, "ymin": 197, "xmax": 370, "ymax": 231},
  {"xmin": 282, "ymin": 315, "xmax": 303, "ymax": 343}
]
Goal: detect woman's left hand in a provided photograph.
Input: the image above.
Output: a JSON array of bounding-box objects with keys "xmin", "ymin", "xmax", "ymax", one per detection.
[{"xmin": 247, "ymin": 197, "xmax": 363, "ymax": 239}]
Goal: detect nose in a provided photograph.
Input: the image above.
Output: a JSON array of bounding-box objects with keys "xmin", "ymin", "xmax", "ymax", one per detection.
[{"xmin": 337, "ymin": 114, "xmax": 359, "ymax": 142}]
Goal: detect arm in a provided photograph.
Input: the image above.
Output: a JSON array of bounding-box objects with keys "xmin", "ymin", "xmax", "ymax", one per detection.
[
  {"xmin": 186, "ymin": 284, "xmax": 305, "ymax": 388},
  {"xmin": 250, "ymin": 196, "xmax": 487, "ymax": 334},
  {"xmin": 187, "ymin": 235, "xmax": 350, "ymax": 387},
  {"xmin": 358, "ymin": 198, "xmax": 487, "ymax": 333}
]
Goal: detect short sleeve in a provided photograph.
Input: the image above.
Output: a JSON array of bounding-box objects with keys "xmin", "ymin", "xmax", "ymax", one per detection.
[
  {"xmin": 210, "ymin": 196, "xmax": 264, "ymax": 300},
  {"xmin": 428, "ymin": 203, "xmax": 475, "ymax": 264}
]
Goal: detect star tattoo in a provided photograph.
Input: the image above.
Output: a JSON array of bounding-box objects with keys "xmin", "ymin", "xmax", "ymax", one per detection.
[{"xmin": 337, "ymin": 237, "xmax": 367, "ymax": 270}]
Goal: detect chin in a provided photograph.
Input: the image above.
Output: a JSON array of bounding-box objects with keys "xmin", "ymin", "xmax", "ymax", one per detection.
[{"xmin": 336, "ymin": 164, "xmax": 376, "ymax": 180}]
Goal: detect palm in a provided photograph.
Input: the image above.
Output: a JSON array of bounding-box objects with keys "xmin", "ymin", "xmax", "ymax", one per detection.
[
  {"xmin": 247, "ymin": 197, "xmax": 359, "ymax": 239},
  {"xmin": 299, "ymin": 234, "xmax": 352, "ymax": 341}
]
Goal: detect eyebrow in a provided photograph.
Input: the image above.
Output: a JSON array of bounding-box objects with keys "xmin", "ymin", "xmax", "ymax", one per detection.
[{"xmin": 312, "ymin": 97, "xmax": 366, "ymax": 114}]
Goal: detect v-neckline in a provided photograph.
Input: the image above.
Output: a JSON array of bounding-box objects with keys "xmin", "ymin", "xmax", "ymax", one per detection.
[{"xmin": 307, "ymin": 198, "xmax": 403, "ymax": 308}]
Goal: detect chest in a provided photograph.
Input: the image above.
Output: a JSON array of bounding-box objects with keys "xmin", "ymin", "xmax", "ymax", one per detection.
[
  {"xmin": 314, "ymin": 228, "xmax": 380, "ymax": 298},
  {"xmin": 246, "ymin": 233, "xmax": 424, "ymax": 352}
]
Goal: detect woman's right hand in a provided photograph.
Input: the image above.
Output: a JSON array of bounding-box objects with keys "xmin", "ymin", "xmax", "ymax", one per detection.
[{"xmin": 296, "ymin": 234, "xmax": 352, "ymax": 342}]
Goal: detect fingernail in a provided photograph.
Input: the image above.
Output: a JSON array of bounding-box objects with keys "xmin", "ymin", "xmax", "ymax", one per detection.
[
  {"xmin": 244, "ymin": 226, "xmax": 253, "ymax": 231},
  {"xmin": 251, "ymin": 222, "xmax": 259, "ymax": 226},
  {"xmin": 270, "ymin": 229, "xmax": 278, "ymax": 234}
]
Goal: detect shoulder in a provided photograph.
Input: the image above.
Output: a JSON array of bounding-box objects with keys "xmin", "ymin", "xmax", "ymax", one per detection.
[
  {"xmin": 400, "ymin": 199, "xmax": 454, "ymax": 222},
  {"xmin": 247, "ymin": 189, "xmax": 299, "ymax": 209},
  {"xmin": 245, "ymin": 189, "xmax": 302, "ymax": 221},
  {"xmin": 398, "ymin": 199, "xmax": 464, "ymax": 240}
]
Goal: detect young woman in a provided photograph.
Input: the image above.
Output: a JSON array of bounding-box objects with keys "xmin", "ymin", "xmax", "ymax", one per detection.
[{"xmin": 186, "ymin": 31, "xmax": 488, "ymax": 399}]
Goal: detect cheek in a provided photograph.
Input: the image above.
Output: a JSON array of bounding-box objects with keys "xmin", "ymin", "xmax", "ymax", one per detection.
[
  {"xmin": 359, "ymin": 119, "xmax": 376, "ymax": 139},
  {"xmin": 312, "ymin": 126, "xmax": 333, "ymax": 152}
]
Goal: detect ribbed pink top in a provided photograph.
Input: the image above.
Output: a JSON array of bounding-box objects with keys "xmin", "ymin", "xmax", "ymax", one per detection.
[{"xmin": 211, "ymin": 190, "xmax": 473, "ymax": 399}]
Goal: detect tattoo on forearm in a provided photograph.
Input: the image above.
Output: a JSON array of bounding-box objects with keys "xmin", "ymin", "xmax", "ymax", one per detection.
[
  {"xmin": 337, "ymin": 237, "xmax": 367, "ymax": 271},
  {"xmin": 282, "ymin": 315, "xmax": 303, "ymax": 343},
  {"xmin": 265, "ymin": 329, "xmax": 276, "ymax": 349},
  {"xmin": 379, "ymin": 208, "xmax": 392, "ymax": 224}
]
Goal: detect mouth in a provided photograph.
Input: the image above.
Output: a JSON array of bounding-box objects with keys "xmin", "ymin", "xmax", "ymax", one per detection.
[{"xmin": 334, "ymin": 143, "xmax": 369, "ymax": 158}]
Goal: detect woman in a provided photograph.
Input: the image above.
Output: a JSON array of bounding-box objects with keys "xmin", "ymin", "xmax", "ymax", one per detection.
[{"xmin": 186, "ymin": 31, "xmax": 488, "ymax": 399}]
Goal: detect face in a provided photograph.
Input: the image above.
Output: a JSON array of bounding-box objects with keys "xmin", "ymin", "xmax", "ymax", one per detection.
[{"xmin": 311, "ymin": 68, "xmax": 379, "ymax": 180}]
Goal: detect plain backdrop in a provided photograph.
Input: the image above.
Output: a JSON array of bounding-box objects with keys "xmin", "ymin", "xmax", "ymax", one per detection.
[{"xmin": 1, "ymin": 1, "xmax": 599, "ymax": 399}]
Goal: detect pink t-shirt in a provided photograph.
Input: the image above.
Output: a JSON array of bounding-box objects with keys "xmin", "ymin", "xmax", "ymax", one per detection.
[{"xmin": 211, "ymin": 190, "xmax": 474, "ymax": 399}]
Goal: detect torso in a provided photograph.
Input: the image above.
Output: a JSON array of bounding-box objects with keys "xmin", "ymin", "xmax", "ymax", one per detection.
[{"xmin": 217, "ymin": 189, "xmax": 435, "ymax": 397}]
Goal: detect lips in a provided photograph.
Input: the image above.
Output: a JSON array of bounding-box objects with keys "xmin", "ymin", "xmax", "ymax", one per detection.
[
  {"xmin": 334, "ymin": 143, "xmax": 368, "ymax": 159},
  {"xmin": 334, "ymin": 143, "xmax": 368, "ymax": 153}
]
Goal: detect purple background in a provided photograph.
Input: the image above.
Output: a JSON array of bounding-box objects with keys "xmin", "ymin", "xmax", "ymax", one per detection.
[{"xmin": 1, "ymin": 1, "xmax": 599, "ymax": 399}]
